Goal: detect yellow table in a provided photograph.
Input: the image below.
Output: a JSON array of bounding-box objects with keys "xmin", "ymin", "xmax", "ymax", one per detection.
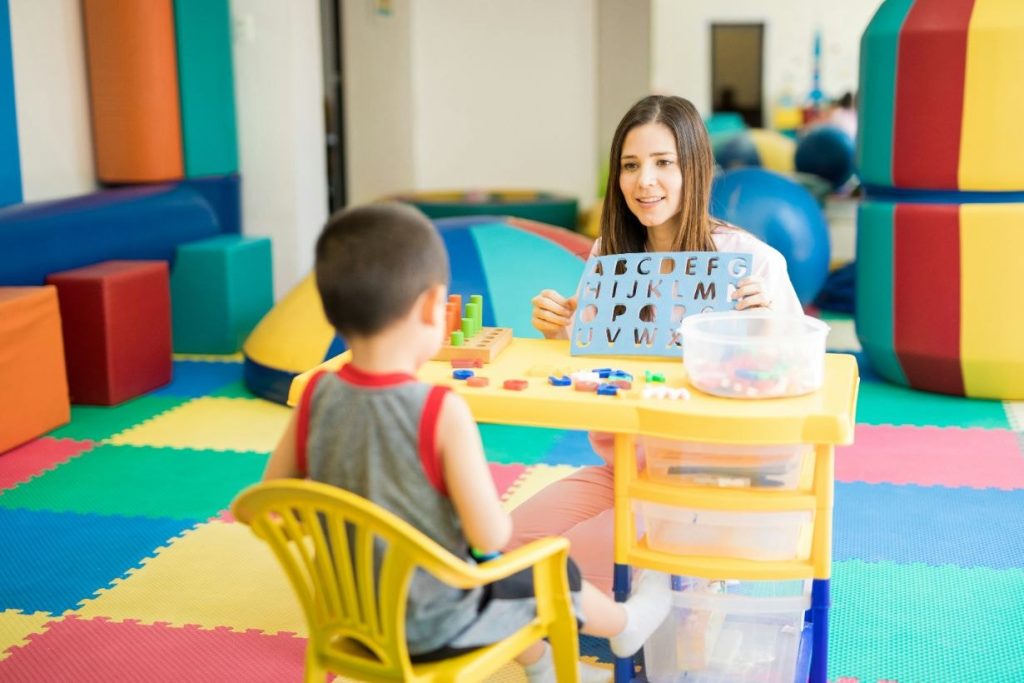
[{"xmin": 290, "ymin": 338, "xmax": 859, "ymax": 682}]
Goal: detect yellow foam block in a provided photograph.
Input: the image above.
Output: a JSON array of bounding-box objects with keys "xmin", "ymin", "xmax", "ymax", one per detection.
[
  {"xmin": 0, "ymin": 610, "xmax": 56, "ymax": 661},
  {"xmin": 76, "ymin": 520, "xmax": 305, "ymax": 635},
  {"xmin": 501, "ymin": 465, "xmax": 580, "ymax": 512},
  {"xmin": 109, "ymin": 397, "xmax": 291, "ymax": 452}
]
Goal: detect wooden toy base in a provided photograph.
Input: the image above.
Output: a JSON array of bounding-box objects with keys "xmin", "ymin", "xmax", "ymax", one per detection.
[{"xmin": 433, "ymin": 326, "xmax": 512, "ymax": 363}]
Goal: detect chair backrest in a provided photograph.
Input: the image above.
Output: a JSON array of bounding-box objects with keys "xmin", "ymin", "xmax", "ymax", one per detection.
[{"xmin": 233, "ymin": 479, "xmax": 483, "ymax": 680}]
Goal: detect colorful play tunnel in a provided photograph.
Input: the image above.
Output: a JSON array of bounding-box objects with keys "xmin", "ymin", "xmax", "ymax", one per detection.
[{"xmin": 856, "ymin": 0, "xmax": 1024, "ymax": 399}]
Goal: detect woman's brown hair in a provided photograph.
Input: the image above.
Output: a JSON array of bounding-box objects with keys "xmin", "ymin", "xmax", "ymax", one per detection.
[{"xmin": 600, "ymin": 95, "xmax": 718, "ymax": 256}]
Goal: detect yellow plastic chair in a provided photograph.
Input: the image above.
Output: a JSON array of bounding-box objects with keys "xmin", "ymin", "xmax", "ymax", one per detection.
[{"xmin": 232, "ymin": 479, "xmax": 581, "ymax": 682}]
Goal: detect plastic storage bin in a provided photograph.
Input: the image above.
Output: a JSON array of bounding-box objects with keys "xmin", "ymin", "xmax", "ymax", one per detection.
[
  {"xmin": 680, "ymin": 312, "xmax": 830, "ymax": 399},
  {"xmin": 643, "ymin": 578, "xmax": 810, "ymax": 683},
  {"xmin": 642, "ymin": 437, "xmax": 810, "ymax": 490},
  {"xmin": 636, "ymin": 502, "xmax": 812, "ymax": 561}
]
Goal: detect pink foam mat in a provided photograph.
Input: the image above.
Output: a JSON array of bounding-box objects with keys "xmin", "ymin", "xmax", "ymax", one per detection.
[
  {"xmin": 836, "ymin": 424, "xmax": 1024, "ymax": 490},
  {"xmin": 489, "ymin": 462, "xmax": 527, "ymax": 499},
  {"xmin": 0, "ymin": 616, "xmax": 306, "ymax": 681},
  {"xmin": 0, "ymin": 438, "xmax": 94, "ymax": 491}
]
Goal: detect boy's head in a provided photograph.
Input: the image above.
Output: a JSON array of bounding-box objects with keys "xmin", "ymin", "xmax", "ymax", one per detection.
[{"xmin": 315, "ymin": 203, "xmax": 449, "ymax": 339}]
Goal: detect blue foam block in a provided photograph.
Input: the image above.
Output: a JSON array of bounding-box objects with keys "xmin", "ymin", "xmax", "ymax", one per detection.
[
  {"xmin": 437, "ymin": 219, "xmax": 497, "ymax": 326},
  {"xmin": 833, "ymin": 482, "xmax": 1024, "ymax": 569},
  {"xmin": 0, "ymin": 184, "xmax": 221, "ymax": 285},
  {"xmin": 0, "ymin": 0, "xmax": 21, "ymax": 208},
  {"xmin": 0, "ymin": 507, "xmax": 198, "ymax": 614}
]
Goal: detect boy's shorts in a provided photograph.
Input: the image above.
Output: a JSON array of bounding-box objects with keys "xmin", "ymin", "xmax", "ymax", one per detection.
[{"xmin": 410, "ymin": 556, "xmax": 584, "ymax": 662}]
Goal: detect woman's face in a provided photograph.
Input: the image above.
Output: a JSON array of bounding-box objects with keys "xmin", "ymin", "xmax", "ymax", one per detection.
[{"xmin": 618, "ymin": 122, "xmax": 683, "ymax": 234}]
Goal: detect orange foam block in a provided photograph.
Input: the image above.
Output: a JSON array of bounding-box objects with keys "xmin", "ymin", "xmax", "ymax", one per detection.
[{"xmin": 0, "ymin": 287, "xmax": 70, "ymax": 453}]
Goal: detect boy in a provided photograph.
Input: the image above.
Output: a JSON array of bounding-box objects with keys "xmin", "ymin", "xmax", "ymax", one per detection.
[{"xmin": 263, "ymin": 204, "xmax": 670, "ymax": 681}]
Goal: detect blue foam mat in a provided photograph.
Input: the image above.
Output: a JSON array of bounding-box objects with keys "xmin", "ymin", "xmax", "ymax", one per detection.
[
  {"xmin": 0, "ymin": 507, "xmax": 199, "ymax": 614},
  {"xmin": 833, "ymin": 482, "xmax": 1024, "ymax": 569},
  {"xmin": 149, "ymin": 360, "xmax": 243, "ymax": 398}
]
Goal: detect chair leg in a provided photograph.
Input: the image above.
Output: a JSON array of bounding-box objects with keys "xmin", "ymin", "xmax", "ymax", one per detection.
[{"xmin": 304, "ymin": 645, "xmax": 327, "ymax": 683}]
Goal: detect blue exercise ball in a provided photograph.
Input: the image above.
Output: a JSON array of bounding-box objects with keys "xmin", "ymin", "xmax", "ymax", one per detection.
[
  {"xmin": 714, "ymin": 133, "xmax": 761, "ymax": 170},
  {"xmin": 795, "ymin": 125, "xmax": 855, "ymax": 189},
  {"xmin": 710, "ymin": 168, "xmax": 830, "ymax": 305}
]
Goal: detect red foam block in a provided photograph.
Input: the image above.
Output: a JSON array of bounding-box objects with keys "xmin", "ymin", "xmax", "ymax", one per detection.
[{"xmin": 47, "ymin": 260, "xmax": 172, "ymax": 405}]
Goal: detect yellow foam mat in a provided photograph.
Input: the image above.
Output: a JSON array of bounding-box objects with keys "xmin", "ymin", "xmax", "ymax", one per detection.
[
  {"xmin": 108, "ymin": 397, "xmax": 291, "ymax": 452},
  {"xmin": 501, "ymin": 465, "xmax": 580, "ymax": 512},
  {"xmin": 0, "ymin": 610, "xmax": 56, "ymax": 660},
  {"xmin": 76, "ymin": 521, "xmax": 305, "ymax": 636},
  {"xmin": 172, "ymin": 352, "xmax": 244, "ymax": 362},
  {"xmin": 1005, "ymin": 402, "xmax": 1024, "ymax": 431},
  {"xmin": 825, "ymin": 317, "xmax": 860, "ymax": 352}
]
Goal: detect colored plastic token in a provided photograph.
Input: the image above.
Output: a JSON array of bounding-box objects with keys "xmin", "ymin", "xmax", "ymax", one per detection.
[
  {"xmin": 466, "ymin": 376, "xmax": 490, "ymax": 388},
  {"xmin": 452, "ymin": 369, "xmax": 475, "ymax": 380},
  {"xmin": 503, "ymin": 379, "xmax": 528, "ymax": 391},
  {"xmin": 548, "ymin": 375, "xmax": 572, "ymax": 387},
  {"xmin": 596, "ymin": 384, "xmax": 618, "ymax": 396},
  {"xmin": 451, "ymin": 358, "xmax": 483, "ymax": 368}
]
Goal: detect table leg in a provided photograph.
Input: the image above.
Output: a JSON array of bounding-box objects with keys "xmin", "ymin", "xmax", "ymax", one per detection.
[
  {"xmin": 613, "ymin": 563, "xmax": 634, "ymax": 682},
  {"xmin": 809, "ymin": 578, "xmax": 830, "ymax": 683}
]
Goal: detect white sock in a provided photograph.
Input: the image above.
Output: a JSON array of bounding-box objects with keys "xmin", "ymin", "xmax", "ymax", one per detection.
[
  {"xmin": 608, "ymin": 570, "xmax": 672, "ymax": 657},
  {"xmin": 522, "ymin": 643, "xmax": 613, "ymax": 683}
]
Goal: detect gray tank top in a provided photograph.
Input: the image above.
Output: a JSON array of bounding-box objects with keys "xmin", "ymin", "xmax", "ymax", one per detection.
[{"xmin": 298, "ymin": 364, "xmax": 482, "ymax": 654}]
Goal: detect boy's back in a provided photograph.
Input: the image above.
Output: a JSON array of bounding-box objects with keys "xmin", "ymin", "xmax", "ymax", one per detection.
[{"xmin": 299, "ymin": 364, "xmax": 482, "ymax": 655}]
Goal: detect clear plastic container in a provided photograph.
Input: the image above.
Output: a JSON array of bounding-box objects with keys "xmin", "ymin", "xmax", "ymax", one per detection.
[
  {"xmin": 644, "ymin": 578, "xmax": 810, "ymax": 683},
  {"xmin": 680, "ymin": 312, "xmax": 830, "ymax": 399},
  {"xmin": 636, "ymin": 502, "xmax": 812, "ymax": 561},
  {"xmin": 642, "ymin": 437, "xmax": 810, "ymax": 490}
]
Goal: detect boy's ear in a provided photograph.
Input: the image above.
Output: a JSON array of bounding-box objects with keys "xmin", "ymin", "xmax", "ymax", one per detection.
[{"xmin": 419, "ymin": 284, "xmax": 446, "ymax": 325}]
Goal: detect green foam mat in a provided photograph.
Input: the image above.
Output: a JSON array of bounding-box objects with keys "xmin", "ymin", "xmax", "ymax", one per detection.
[
  {"xmin": 208, "ymin": 380, "xmax": 259, "ymax": 399},
  {"xmin": 0, "ymin": 443, "xmax": 266, "ymax": 520},
  {"xmin": 479, "ymin": 424, "xmax": 569, "ymax": 465},
  {"xmin": 856, "ymin": 380, "xmax": 1011, "ymax": 430},
  {"xmin": 46, "ymin": 397, "xmax": 191, "ymax": 441},
  {"xmin": 831, "ymin": 560, "xmax": 1024, "ymax": 682}
]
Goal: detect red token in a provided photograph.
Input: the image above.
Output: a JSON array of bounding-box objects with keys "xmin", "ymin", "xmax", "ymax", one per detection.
[
  {"xmin": 466, "ymin": 376, "xmax": 490, "ymax": 388},
  {"xmin": 451, "ymin": 358, "xmax": 483, "ymax": 369},
  {"xmin": 574, "ymin": 380, "xmax": 599, "ymax": 392},
  {"xmin": 503, "ymin": 379, "xmax": 528, "ymax": 391}
]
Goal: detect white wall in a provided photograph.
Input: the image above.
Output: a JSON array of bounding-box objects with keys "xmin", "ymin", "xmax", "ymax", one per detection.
[
  {"xmin": 231, "ymin": 0, "xmax": 328, "ymax": 298},
  {"xmin": 596, "ymin": 0, "xmax": 651, "ymax": 174},
  {"xmin": 410, "ymin": 0, "xmax": 598, "ymax": 208},
  {"xmin": 10, "ymin": 0, "xmax": 94, "ymax": 202},
  {"xmin": 651, "ymin": 0, "xmax": 882, "ymax": 116},
  {"xmin": 341, "ymin": 0, "xmax": 416, "ymax": 205}
]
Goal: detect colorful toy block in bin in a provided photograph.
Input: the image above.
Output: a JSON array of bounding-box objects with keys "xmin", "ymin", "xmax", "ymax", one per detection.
[
  {"xmin": 643, "ymin": 577, "xmax": 812, "ymax": 683},
  {"xmin": 680, "ymin": 311, "xmax": 830, "ymax": 399}
]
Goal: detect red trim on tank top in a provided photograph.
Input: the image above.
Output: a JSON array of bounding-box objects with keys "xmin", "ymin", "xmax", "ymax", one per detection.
[
  {"xmin": 296, "ymin": 370, "xmax": 329, "ymax": 478},
  {"xmin": 418, "ymin": 385, "xmax": 450, "ymax": 496},
  {"xmin": 338, "ymin": 363, "xmax": 416, "ymax": 387}
]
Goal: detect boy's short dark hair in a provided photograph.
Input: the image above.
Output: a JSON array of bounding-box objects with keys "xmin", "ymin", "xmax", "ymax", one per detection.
[{"xmin": 315, "ymin": 203, "xmax": 449, "ymax": 337}]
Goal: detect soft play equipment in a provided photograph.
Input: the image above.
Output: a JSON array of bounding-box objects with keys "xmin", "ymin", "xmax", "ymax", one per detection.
[
  {"xmin": 714, "ymin": 129, "xmax": 797, "ymax": 174},
  {"xmin": 0, "ymin": 0, "xmax": 20, "ymax": 207},
  {"xmin": 172, "ymin": 0, "xmax": 238, "ymax": 177},
  {"xmin": 171, "ymin": 235, "xmax": 273, "ymax": 353},
  {"xmin": 795, "ymin": 125, "xmax": 856, "ymax": 189},
  {"xmin": 0, "ymin": 286, "xmax": 69, "ymax": 452},
  {"xmin": 82, "ymin": 0, "xmax": 183, "ymax": 182},
  {"xmin": 391, "ymin": 190, "xmax": 579, "ymax": 231},
  {"xmin": 859, "ymin": 0, "xmax": 1024, "ymax": 191},
  {"xmin": 856, "ymin": 0, "xmax": 1024, "ymax": 399},
  {"xmin": 0, "ymin": 176, "xmax": 239, "ymax": 286},
  {"xmin": 857, "ymin": 198, "xmax": 1024, "ymax": 399},
  {"xmin": 243, "ymin": 216, "xmax": 591, "ymax": 404},
  {"xmin": 47, "ymin": 260, "xmax": 172, "ymax": 405},
  {"xmin": 710, "ymin": 168, "xmax": 830, "ymax": 305},
  {"xmin": 705, "ymin": 112, "xmax": 747, "ymax": 137}
]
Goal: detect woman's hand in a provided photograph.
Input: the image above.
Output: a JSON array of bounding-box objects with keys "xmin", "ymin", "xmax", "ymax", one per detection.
[
  {"xmin": 531, "ymin": 289, "xmax": 577, "ymax": 339},
  {"xmin": 731, "ymin": 276, "xmax": 772, "ymax": 310}
]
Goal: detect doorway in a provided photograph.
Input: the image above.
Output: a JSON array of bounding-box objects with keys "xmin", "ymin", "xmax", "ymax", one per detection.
[
  {"xmin": 320, "ymin": 0, "xmax": 347, "ymax": 211},
  {"xmin": 710, "ymin": 23, "xmax": 764, "ymax": 128}
]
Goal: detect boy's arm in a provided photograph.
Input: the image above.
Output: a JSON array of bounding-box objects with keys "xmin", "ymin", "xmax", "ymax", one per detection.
[
  {"xmin": 263, "ymin": 408, "xmax": 302, "ymax": 480},
  {"xmin": 437, "ymin": 392, "xmax": 512, "ymax": 554}
]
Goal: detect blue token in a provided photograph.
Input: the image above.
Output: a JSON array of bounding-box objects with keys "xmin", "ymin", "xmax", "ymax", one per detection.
[
  {"xmin": 548, "ymin": 375, "xmax": 571, "ymax": 387},
  {"xmin": 608, "ymin": 370, "xmax": 633, "ymax": 382},
  {"xmin": 452, "ymin": 369, "xmax": 475, "ymax": 380},
  {"xmin": 596, "ymin": 384, "xmax": 618, "ymax": 396},
  {"xmin": 592, "ymin": 367, "xmax": 612, "ymax": 378}
]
